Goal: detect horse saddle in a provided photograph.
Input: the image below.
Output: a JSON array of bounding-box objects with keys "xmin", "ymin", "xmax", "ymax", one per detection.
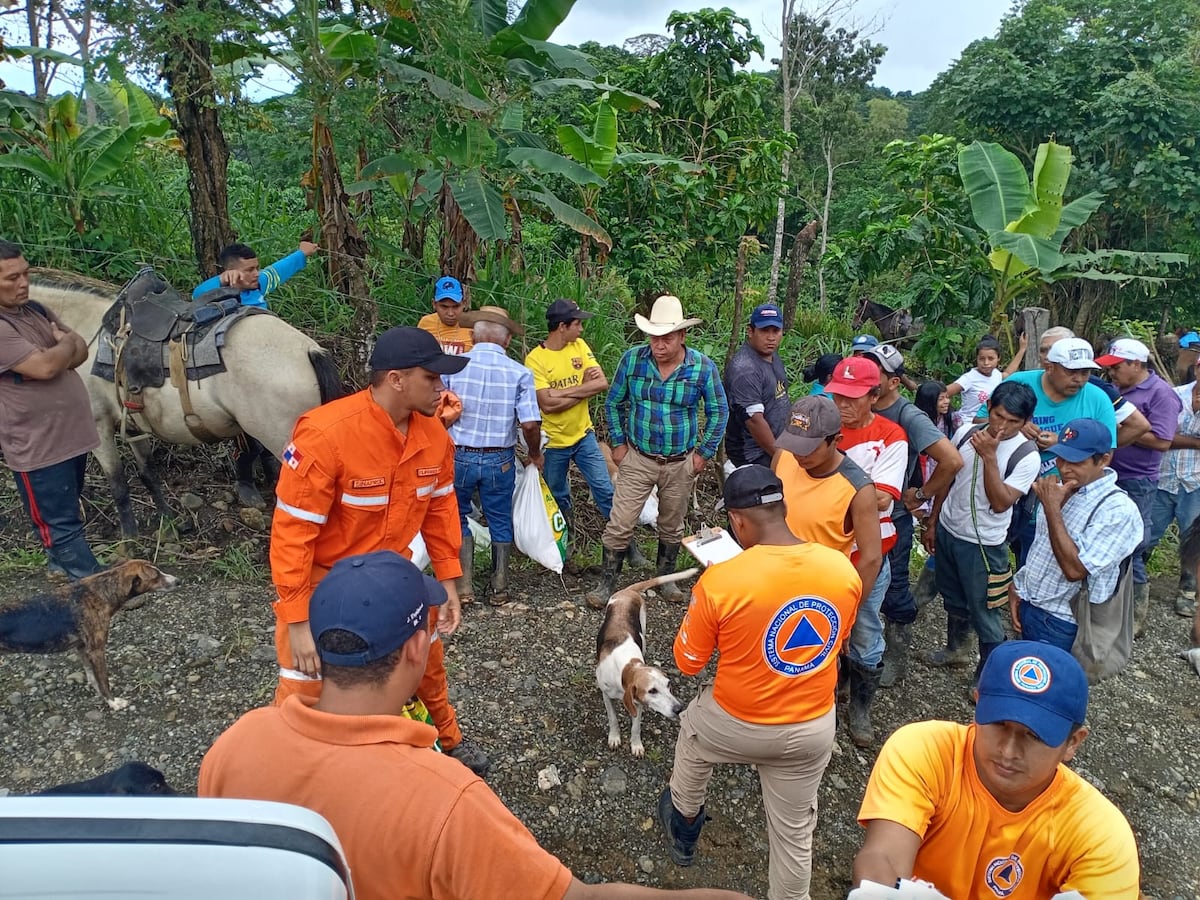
[{"xmin": 101, "ymin": 267, "xmax": 245, "ymax": 394}]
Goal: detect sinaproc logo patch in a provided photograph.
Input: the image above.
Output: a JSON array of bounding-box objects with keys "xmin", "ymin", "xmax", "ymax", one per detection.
[
  {"xmin": 1011, "ymin": 656, "xmax": 1052, "ymax": 694},
  {"xmin": 762, "ymin": 596, "xmax": 840, "ymax": 677},
  {"xmin": 985, "ymin": 853, "xmax": 1024, "ymax": 897}
]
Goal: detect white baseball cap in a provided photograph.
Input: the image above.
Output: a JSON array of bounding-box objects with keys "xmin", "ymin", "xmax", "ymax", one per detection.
[
  {"xmin": 1095, "ymin": 338, "xmax": 1150, "ymax": 366},
  {"xmin": 1045, "ymin": 337, "xmax": 1100, "ymax": 370}
]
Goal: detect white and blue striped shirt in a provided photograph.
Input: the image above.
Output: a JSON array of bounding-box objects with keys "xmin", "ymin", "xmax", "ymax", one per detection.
[{"xmin": 444, "ymin": 342, "xmax": 540, "ymax": 449}]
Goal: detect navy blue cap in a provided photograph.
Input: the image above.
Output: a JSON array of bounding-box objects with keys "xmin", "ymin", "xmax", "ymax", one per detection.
[
  {"xmin": 851, "ymin": 334, "xmax": 879, "ymax": 352},
  {"xmin": 976, "ymin": 641, "xmax": 1088, "ymax": 747},
  {"xmin": 369, "ymin": 326, "xmax": 468, "ymax": 374},
  {"xmin": 1047, "ymin": 418, "xmax": 1113, "ymax": 462},
  {"xmin": 310, "ymin": 551, "xmax": 447, "ymax": 666},
  {"xmin": 749, "ymin": 303, "xmax": 783, "ymax": 329}
]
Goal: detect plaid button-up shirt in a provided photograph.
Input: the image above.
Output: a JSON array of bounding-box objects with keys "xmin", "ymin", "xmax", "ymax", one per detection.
[
  {"xmin": 444, "ymin": 343, "xmax": 540, "ymax": 449},
  {"xmin": 606, "ymin": 344, "xmax": 729, "ymax": 459},
  {"xmin": 1158, "ymin": 382, "xmax": 1200, "ymax": 494},
  {"xmin": 1013, "ymin": 469, "xmax": 1142, "ymax": 622}
]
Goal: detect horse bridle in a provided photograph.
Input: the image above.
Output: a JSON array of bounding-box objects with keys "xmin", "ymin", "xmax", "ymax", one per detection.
[{"xmin": 855, "ymin": 296, "xmax": 906, "ymax": 328}]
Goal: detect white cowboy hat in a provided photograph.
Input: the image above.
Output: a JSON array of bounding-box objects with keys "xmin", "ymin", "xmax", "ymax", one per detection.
[{"xmin": 634, "ymin": 295, "xmax": 703, "ymax": 336}]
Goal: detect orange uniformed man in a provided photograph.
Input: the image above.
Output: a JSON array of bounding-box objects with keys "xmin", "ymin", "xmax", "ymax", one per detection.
[
  {"xmin": 269, "ymin": 326, "xmax": 490, "ymax": 775},
  {"xmin": 658, "ymin": 465, "xmax": 861, "ymax": 900}
]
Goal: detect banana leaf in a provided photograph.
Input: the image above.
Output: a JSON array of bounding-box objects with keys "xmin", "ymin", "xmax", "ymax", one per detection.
[
  {"xmin": 449, "ymin": 172, "xmax": 509, "ymax": 241},
  {"xmin": 958, "ymin": 141, "xmax": 1030, "ymax": 235},
  {"xmin": 505, "ymin": 147, "xmax": 606, "ymax": 186},
  {"xmin": 517, "ymin": 187, "xmax": 611, "ymax": 250}
]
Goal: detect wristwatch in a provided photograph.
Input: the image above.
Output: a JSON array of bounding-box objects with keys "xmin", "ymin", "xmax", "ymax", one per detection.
[{"xmin": 914, "ymin": 487, "xmax": 928, "ymax": 502}]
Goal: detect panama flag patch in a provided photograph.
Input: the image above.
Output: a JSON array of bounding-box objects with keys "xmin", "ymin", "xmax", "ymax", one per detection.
[{"xmin": 283, "ymin": 443, "xmax": 305, "ymax": 470}]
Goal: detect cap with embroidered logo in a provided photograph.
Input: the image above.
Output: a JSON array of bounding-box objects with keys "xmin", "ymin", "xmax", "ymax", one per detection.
[
  {"xmin": 309, "ymin": 550, "xmax": 448, "ymax": 666},
  {"xmin": 749, "ymin": 303, "xmax": 783, "ymax": 329},
  {"xmin": 1046, "ymin": 337, "xmax": 1100, "ymax": 370},
  {"xmin": 825, "ymin": 356, "xmax": 881, "ymax": 399},
  {"xmin": 775, "ymin": 395, "xmax": 841, "ymax": 456},
  {"xmin": 850, "ymin": 334, "xmax": 879, "ymax": 353},
  {"xmin": 723, "ymin": 464, "xmax": 785, "ymax": 510},
  {"xmin": 975, "ymin": 640, "xmax": 1088, "ymax": 747},
  {"xmin": 369, "ymin": 326, "xmax": 469, "ymax": 375},
  {"xmin": 433, "ymin": 276, "xmax": 463, "ymax": 304},
  {"xmin": 1095, "ymin": 338, "xmax": 1150, "ymax": 367},
  {"xmin": 1047, "ymin": 417, "xmax": 1113, "ymax": 462},
  {"xmin": 546, "ymin": 298, "xmax": 595, "ymax": 326},
  {"xmin": 866, "ymin": 343, "xmax": 905, "ymax": 375}
]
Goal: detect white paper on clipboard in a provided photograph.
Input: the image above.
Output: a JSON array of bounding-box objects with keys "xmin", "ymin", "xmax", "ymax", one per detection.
[{"xmin": 682, "ymin": 526, "xmax": 743, "ymax": 567}]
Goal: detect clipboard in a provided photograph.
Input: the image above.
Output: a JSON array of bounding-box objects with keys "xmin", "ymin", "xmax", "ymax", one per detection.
[{"xmin": 682, "ymin": 525, "xmax": 743, "ymax": 567}]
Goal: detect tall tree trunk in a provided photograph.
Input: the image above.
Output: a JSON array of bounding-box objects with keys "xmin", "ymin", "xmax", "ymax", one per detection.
[
  {"xmin": 1070, "ymin": 280, "xmax": 1117, "ymax": 343},
  {"xmin": 160, "ymin": 2, "xmax": 235, "ymax": 279},
  {"xmin": 438, "ymin": 182, "xmax": 479, "ymax": 285},
  {"xmin": 26, "ymin": 0, "xmax": 51, "ymax": 100},
  {"xmin": 816, "ymin": 135, "xmax": 836, "ymax": 311},
  {"xmin": 781, "ymin": 219, "xmax": 820, "ymax": 330},
  {"xmin": 726, "ymin": 235, "xmax": 755, "ymax": 363}
]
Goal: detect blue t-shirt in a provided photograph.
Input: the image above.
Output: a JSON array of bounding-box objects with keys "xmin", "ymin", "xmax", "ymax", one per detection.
[
  {"xmin": 1007, "ymin": 369, "xmax": 1118, "ymax": 477},
  {"xmin": 192, "ymin": 250, "xmax": 308, "ymax": 309}
]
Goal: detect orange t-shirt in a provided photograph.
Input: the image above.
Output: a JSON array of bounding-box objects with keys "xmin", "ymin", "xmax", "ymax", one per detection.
[
  {"xmin": 418, "ymin": 313, "xmax": 473, "ymax": 356},
  {"xmin": 858, "ymin": 721, "xmax": 1140, "ymax": 900},
  {"xmin": 199, "ymin": 696, "xmax": 573, "ymax": 900},
  {"xmin": 773, "ymin": 451, "xmax": 873, "ymax": 558},
  {"xmin": 675, "ymin": 543, "xmax": 862, "ymax": 725}
]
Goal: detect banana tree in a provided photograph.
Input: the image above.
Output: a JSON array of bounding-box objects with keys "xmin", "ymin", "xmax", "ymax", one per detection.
[
  {"xmin": 959, "ymin": 139, "xmax": 1189, "ymax": 333},
  {"xmin": 0, "ymin": 81, "xmax": 172, "ymax": 233}
]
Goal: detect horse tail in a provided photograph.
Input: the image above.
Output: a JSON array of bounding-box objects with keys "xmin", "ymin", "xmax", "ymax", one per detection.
[{"xmin": 309, "ymin": 349, "xmax": 347, "ymax": 405}]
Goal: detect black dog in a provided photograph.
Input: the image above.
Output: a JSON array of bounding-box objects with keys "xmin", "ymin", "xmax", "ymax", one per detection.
[{"xmin": 36, "ymin": 761, "xmax": 176, "ymax": 796}]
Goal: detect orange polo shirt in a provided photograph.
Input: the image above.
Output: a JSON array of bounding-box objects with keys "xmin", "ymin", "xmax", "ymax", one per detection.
[
  {"xmin": 270, "ymin": 388, "xmax": 461, "ymax": 625},
  {"xmin": 199, "ymin": 696, "xmax": 573, "ymax": 900},
  {"xmin": 675, "ymin": 542, "xmax": 861, "ymax": 724}
]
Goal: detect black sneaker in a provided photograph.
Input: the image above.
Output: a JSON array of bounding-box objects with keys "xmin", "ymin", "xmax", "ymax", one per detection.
[
  {"xmin": 656, "ymin": 787, "xmax": 704, "ymax": 867},
  {"xmin": 448, "ymin": 736, "xmax": 491, "ymax": 777}
]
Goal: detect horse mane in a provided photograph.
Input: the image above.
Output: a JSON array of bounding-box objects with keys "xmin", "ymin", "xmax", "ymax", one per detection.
[{"xmin": 30, "ymin": 267, "xmax": 118, "ymax": 298}]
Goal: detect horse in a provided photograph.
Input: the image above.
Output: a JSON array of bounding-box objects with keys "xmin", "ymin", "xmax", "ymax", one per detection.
[
  {"xmin": 852, "ymin": 296, "xmax": 918, "ymax": 343},
  {"xmin": 30, "ymin": 270, "xmax": 344, "ymax": 539}
]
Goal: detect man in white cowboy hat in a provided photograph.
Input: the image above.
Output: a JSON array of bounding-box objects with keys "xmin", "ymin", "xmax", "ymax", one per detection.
[
  {"xmin": 590, "ymin": 295, "xmax": 729, "ymax": 607},
  {"xmin": 443, "ymin": 305, "xmax": 543, "ymax": 606}
]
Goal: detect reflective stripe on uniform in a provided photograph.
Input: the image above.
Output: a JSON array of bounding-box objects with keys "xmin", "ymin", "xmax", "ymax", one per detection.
[
  {"xmin": 341, "ymin": 492, "xmax": 388, "ymax": 507},
  {"xmin": 279, "ymin": 667, "xmax": 322, "ymax": 682},
  {"xmin": 416, "ymin": 484, "xmax": 434, "ymax": 498},
  {"xmin": 275, "ymin": 499, "xmax": 329, "ymax": 524},
  {"xmin": 432, "ymin": 484, "xmax": 455, "ymax": 498}
]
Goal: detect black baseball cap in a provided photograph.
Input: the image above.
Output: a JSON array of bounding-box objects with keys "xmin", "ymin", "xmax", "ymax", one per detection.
[
  {"xmin": 547, "ymin": 298, "xmax": 595, "ymax": 325},
  {"xmin": 723, "ymin": 464, "xmax": 785, "ymax": 511},
  {"xmin": 369, "ymin": 326, "xmax": 468, "ymax": 374}
]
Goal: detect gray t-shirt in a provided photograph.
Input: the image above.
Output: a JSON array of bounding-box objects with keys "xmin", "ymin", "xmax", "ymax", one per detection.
[
  {"xmin": 723, "ymin": 342, "xmax": 790, "ymax": 466},
  {"xmin": 876, "ymin": 395, "xmax": 944, "ymax": 520}
]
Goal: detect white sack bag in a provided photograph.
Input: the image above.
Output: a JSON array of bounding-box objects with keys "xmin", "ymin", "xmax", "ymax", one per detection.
[{"xmin": 512, "ymin": 461, "xmax": 565, "ymax": 574}]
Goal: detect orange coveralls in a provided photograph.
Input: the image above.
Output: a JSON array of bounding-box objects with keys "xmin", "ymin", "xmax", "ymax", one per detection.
[{"xmin": 269, "ymin": 388, "xmax": 465, "ymax": 748}]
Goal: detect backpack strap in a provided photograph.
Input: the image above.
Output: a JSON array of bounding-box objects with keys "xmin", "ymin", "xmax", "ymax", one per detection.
[
  {"xmin": 1081, "ymin": 489, "xmax": 1126, "ymax": 531},
  {"xmin": 1002, "ymin": 439, "xmax": 1038, "ymax": 480}
]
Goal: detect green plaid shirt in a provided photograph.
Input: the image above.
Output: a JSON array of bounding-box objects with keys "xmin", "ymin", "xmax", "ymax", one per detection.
[{"xmin": 606, "ymin": 345, "xmax": 728, "ymax": 458}]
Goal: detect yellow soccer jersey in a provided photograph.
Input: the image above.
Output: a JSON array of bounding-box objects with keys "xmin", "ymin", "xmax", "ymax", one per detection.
[
  {"xmin": 858, "ymin": 721, "xmax": 1139, "ymax": 900},
  {"xmin": 525, "ymin": 338, "xmax": 600, "ymax": 448}
]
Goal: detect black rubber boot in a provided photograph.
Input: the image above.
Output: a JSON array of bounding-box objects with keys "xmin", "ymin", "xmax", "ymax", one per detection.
[
  {"xmin": 924, "ymin": 614, "xmax": 974, "ymax": 667},
  {"xmin": 847, "ymin": 659, "xmax": 882, "ymax": 748},
  {"xmin": 880, "ymin": 620, "xmax": 913, "ymax": 688},
  {"xmin": 970, "ymin": 640, "xmax": 1002, "ymax": 702},
  {"xmin": 1133, "ymin": 581, "xmax": 1151, "ymax": 638},
  {"xmin": 585, "ymin": 546, "xmax": 625, "ymax": 609},
  {"xmin": 488, "ymin": 541, "xmax": 512, "ymax": 606},
  {"xmin": 657, "ymin": 786, "xmax": 706, "ymax": 867},
  {"xmin": 456, "ymin": 534, "xmax": 475, "ymax": 604},
  {"xmin": 655, "ymin": 542, "xmax": 684, "ymax": 602},
  {"xmin": 837, "ymin": 657, "xmax": 850, "ymax": 706},
  {"xmin": 626, "ymin": 539, "xmax": 650, "ymax": 569},
  {"xmin": 562, "ymin": 510, "xmax": 583, "ymax": 577}
]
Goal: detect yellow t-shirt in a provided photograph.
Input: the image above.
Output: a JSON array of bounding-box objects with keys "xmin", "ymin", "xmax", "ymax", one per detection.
[
  {"xmin": 524, "ymin": 338, "xmax": 600, "ymax": 448},
  {"xmin": 858, "ymin": 721, "xmax": 1140, "ymax": 900},
  {"xmin": 418, "ymin": 313, "xmax": 473, "ymax": 356}
]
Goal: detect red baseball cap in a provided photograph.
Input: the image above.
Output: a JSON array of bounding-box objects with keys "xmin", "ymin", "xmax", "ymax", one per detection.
[{"xmin": 825, "ymin": 356, "xmax": 881, "ymax": 399}]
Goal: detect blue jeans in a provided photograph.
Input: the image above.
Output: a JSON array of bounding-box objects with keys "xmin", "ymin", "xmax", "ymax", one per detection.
[
  {"xmin": 542, "ymin": 431, "xmax": 614, "ymax": 520},
  {"xmin": 1149, "ymin": 487, "xmax": 1200, "ymax": 591},
  {"xmin": 848, "ymin": 557, "xmax": 891, "ymax": 668},
  {"xmin": 1018, "ymin": 600, "xmax": 1077, "ymax": 652},
  {"xmin": 12, "ymin": 454, "xmax": 103, "ymax": 579},
  {"xmin": 882, "ymin": 511, "xmax": 917, "ymax": 625},
  {"xmin": 454, "ymin": 447, "xmax": 517, "ymax": 543},
  {"xmin": 1117, "ymin": 477, "xmax": 1156, "ymax": 584}
]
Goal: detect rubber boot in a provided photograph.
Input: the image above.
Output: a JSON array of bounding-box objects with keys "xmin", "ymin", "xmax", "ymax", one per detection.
[
  {"xmin": 657, "ymin": 787, "xmax": 706, "ymax": 867},
  {"xmin": 969, "ymin": 640, "xmax": 1002, "ymax": 703},
  {"xmin": 656, "ymin": 541, "xmax": 684, "ymax": 602},
  {"xmin": 879, "ymin": 620, "xmax": 913, "ymax": 688},
  {"xmin": 837, "ymin": 657, "xmax": 850, "ymax": 706},
  {"xmin": 562, "ymin": 510, "xmax": 583, "ymax": 577},
  {"xmin": 913, "ymin": 560, "xmax": 938, "ymax": 609},
  {"xmin": 626, "ymin": 540, "xmax": 650, "ymax": 569},
  {"xmin": 1175, "ymin": 589, "xmax": 1197, "ymax": 618},
  {"xmin": 488, "ymin": 542, "xmax": 512, "ymax": 606},
  {"xmin": 847, "ymin": 659, "xmax": 882, "ymax": 748},
  {"xmin": 456, "ymin": 534, "xmax": 475, "ymax": 605},
  {"xmin": 1133, "ymin": 581, "xmax": 1151, "ymax": 639},
  {"xmin": 924, "ymin": 614, "xmax": 974, "ymax": 667},
  {"xmin": 585, "ymin": 546, "xmax": 625, "ymax": 610}
]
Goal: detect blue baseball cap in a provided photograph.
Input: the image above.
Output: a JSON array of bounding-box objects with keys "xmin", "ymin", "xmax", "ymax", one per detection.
[
  {"xmin": 749, "ymin": 303, "xmax": 783, "ymax": 329},
  {"xmin": 309, "ymin": 551, "xmax": 447, "ymax": 666},
  {"xmin": 851, "ymin": 334, "xmax": 879, "ymax": 352},
  {"xmin": 976, "ymin": 641, "xmax": 1088, "ymax": 747},
  {"xmin": 433, "ymin": 276, "xmax": 463, "ymax": 304},
  {"xmin": 1047, "ymin": 417, "xmax": 1113, "ymax": 463}
]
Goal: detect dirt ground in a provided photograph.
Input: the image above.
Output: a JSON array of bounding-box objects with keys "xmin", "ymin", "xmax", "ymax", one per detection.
[{"xmin": 0, "ymin": 449, "xmax": 1197, "ymax": 899}]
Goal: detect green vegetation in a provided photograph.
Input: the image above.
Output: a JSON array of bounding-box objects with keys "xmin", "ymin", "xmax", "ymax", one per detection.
[{"xmin": 2, "ymin": 0, "xmax": 1197, "ymax": 390}]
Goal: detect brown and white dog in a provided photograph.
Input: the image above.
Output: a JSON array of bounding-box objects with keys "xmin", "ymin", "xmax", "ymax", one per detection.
[
  {"xmin": 595, "ymin": 569, "xmax": 698, "ymax": 757},
  {"xmin": 0, "ymin": 560, "xmax": 178, "ymax": 711}
]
